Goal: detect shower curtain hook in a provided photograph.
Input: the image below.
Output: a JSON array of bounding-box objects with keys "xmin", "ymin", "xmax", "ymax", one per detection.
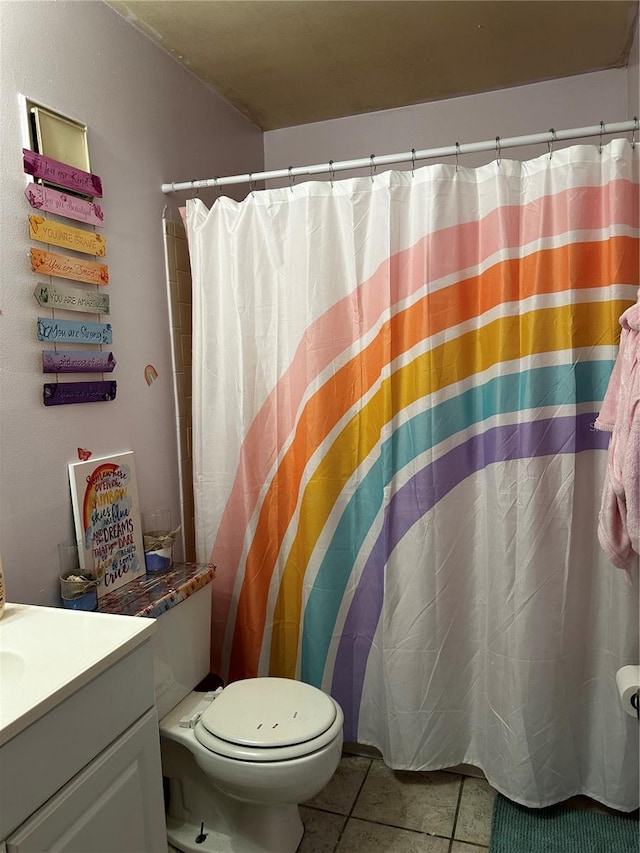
[
  {"xmin": 547, "ymin": 128, "xmax": 556, "ymax": 159},
  {"xmin": 495, "ymin": 136, "xmax": 501, "ymax": 167},
  {"xmin": 288, "ymin": 166, "xmax": 295, "ymax": 193},
  {"xmin": 213, "ymin": 177, "xmax": 221, "ymax": 200},
  {"xmin": 329, "ymin": 159, "xmax": 335, "ymax": 188},
  {"xmin": 249, "ymin": 173, "xmax": 256, "ymax": 196},
  {"xmin": 370, "ymin": 154, "xmax": 376, "ymax": 183},
  {"xmin": 411, "ymin": 148, "xmax": 416, "ymax": 178},
  {"xmin": 455, "ymin": 142, "xmax": 460, "ymax": 172},
  {"xmin": 599, "ymin": 121, "xmax": 605, "ymax": 154},
  {"xmin": 632, "ymin": 116, "xmax": 638, "ymax": 150}
]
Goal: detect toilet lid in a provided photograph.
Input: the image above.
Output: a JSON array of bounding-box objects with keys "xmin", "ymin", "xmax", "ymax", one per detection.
[{"xmin": 199, "ymin": 677, "xmax": 337, "ymax": 749}]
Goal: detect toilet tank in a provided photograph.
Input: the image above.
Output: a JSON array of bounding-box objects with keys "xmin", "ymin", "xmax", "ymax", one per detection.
[{"xmin": 150, "ymin": 581, "xmax": 213, "ymax": 719}]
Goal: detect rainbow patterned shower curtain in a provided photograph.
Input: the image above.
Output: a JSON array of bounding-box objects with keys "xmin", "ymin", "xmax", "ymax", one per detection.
[{"xmin": 187, "ymin": 139, "xmax": 639, "ymax": 810}]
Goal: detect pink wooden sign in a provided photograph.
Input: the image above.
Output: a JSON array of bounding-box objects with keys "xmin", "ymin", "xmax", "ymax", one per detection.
[
  {"xmin": 31, "ymin": 248, "xmax": 109, "ymax": 286},
  {"xmin": 24, "ymin": 185, "xmax": 104, "ymax": 227},
  {"xmin": 23, "ymin": 149, "xmax": 103, "ymax": 198}
]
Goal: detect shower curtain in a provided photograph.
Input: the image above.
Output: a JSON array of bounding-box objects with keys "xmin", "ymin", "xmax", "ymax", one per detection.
[{"xmin": 186, "ymin": 139, "xmax": 639, "ymax": 810}]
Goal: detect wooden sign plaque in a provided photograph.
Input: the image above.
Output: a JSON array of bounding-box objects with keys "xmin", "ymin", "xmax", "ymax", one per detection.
[
  {"xmin": 29, "ymin": 216, "xmax": 106, "ymax": 257},
  {"xmin": 24, "ymin": 185, "xmax": 104, "ymax": 228},
  {"xmin": 34, "ymin": 282, "xmax": 110, "ymax": 315},
  {"xmin": 42, "ymin": 350, "xmax": 116, "ymax": 374},
  {"xmin": 37, "ymin": 317, "xmax": 113, "ymax": 345},
  {"xmin": 30, "ymin": 248, "xmax": 108, "ymax": 285},
  {"xmin": 43, "ymin": 381, "xmax": 117, "ymax": 406},
  {"xmin": 23, "ymin": 149, "xmax": 103, "ymax": 197}
]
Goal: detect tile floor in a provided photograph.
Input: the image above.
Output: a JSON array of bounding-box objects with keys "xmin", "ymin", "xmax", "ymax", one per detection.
[
  {"xmin": 298, "ymin": 754, "xmax": 494, "ymax": 852},
  {"xmin": 167, "ymin": 752, "xmax": 637, "ymax": 852}
]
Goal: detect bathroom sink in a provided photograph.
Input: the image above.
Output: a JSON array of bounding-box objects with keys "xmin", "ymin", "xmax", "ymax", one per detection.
[
  {"xmin": 0, "ymin": 649, "xmax": 26, "ymax": 683},
  {"xmin": 0, "ymin": 603, "xmax": 156, "ymax": 746}
]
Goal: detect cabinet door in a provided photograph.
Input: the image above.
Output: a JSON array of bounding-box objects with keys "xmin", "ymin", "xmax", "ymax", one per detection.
[{"xmin": 7, "ymin": 709, "xmax": 166, "ymax": 853}]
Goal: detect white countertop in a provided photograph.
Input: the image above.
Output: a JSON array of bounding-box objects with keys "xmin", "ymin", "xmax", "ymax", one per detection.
[{"xmin": 0, "ymin": 603, "xmax": 156, "ymax": 746}]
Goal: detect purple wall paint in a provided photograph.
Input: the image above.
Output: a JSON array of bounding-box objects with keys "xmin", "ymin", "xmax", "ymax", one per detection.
[{"xmin": 0, "ymin": 0, "xmax": 263, "ymax": 605}]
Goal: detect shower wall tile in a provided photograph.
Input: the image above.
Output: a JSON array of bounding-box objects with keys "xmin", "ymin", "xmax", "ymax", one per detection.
[
  {"xmin": 179, "ymin": 392, "xmax": 191, "ymax": 420},
  {"xmin": 177, "ymin": 415, "xmax": 189, "ymax": 459},
  {"xmin": 175, "ymin": 236, "xmax": 190, "ymax": 272},
  {"xmin": 181, "ymin": 333, "xmax": 192, "ymax": 367},
  {"xmin": 166, "ymin": 242, "xmax": 177, "ymax": 282},
  {"xmin": 182, "ymin": 500, "xmax": 196, "ymax": 563},
  {"xmin": 177, "ymin": 269, "xmax": 191, "ymax": 304},
  {"xmin": 173, "ymin": 331, "xmax": 184, "ymax": 373},
  {"xmin": 164, "ymin": 219, "xmax": 195, "ymax": 565},
  {"xmin": 179, "ymin": 300, "xmax": 192, "ymax": 334},
  {"xmin": 182, "ymin": 457, "xmax": 193, "ymax": 492},
  {"xmin": 168, "ymin": 281, "xmax": 180, "ymax": 329}
]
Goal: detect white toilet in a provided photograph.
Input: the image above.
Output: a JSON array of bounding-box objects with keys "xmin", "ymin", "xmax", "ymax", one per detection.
[{"xmin": 150, "ymin": 581, "xmax": 344, "ymax": 853}]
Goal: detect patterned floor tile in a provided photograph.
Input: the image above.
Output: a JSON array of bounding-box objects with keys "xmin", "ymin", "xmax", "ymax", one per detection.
[
  {"xmin": 352, "ymin": 759, "xmax": 462, "ymax": 836},
  {"xmin": 305, "ymin": 755, "xmax": 372, "ymax": 814},
  {"xmin": 450, "ymin": 841, "xmax": 490, "ymax": 852},
  {"xmin": 453, "ymin": 776, "xmax": 496, "ymax": 847},
  {"xmin": 298, "ymin": 807, "xmax": 347, "ymax": 852},
  {"xmin": 337, "ymin": 818, "xmax": 449, "ymax": 852}
]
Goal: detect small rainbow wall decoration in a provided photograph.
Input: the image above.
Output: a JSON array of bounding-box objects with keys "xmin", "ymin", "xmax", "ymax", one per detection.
[{"xmin": 144, "ymin": 364, "xmax": 158, "ymax": 386}]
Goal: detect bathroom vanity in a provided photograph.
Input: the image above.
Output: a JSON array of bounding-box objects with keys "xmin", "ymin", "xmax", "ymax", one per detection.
[{"xmin": 0, "ymin": 603, "xmax": 167, "ymax": 852}]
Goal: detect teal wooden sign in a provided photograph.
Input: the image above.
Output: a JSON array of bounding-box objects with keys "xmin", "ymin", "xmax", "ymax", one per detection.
[{"xmin": 37, "ymin": 317, "xmax": 113, "ymax": 345}]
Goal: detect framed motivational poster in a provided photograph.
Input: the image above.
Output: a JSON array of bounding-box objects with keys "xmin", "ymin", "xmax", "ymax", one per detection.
[{"xmin": 68, "ymin": 451, "xmax": 145, "ymax": 597}]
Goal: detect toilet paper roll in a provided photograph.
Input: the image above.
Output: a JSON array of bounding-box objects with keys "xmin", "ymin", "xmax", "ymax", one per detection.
[{"xmin": 615, "ymin": 665, "xmax": 640, "ymax": 717}]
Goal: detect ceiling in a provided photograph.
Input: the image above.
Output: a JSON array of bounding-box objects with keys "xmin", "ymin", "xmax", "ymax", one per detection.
[{"xmin": 108, "ymin": 1, "xmax": 639, "ymax": 131}]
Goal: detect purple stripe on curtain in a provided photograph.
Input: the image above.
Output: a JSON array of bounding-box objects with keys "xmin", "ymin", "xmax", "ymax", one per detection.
[{"xmin": 332, "ymin": 412, "xmax": 609, "ymax": 740}]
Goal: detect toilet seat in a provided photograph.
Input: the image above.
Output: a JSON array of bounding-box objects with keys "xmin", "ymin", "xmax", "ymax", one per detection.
[{"xmin": 194, "ymin": 677, "xmax": 341, "ymax": 762}]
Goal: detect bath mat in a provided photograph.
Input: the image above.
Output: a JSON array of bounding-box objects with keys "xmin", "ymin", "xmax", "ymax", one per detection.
[{"xmin": 489, "ymin": 794, "xmax": 639, "ymax": 853}]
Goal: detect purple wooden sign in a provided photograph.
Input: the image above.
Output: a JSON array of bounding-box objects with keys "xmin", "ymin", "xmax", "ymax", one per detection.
[
  {"xmin": 43, "ymin": 381, "xmax": 117, "ymax": 406},
  {"xmin": 23, "ymin": 149, "xmax": 103, "ymax": 198},
  {"xmin": 24, "ymin": 185, "xmax": 104, "ymax": 227},
  {"xmin": 42, "ymin": 350, "xmax": 116, "ymax": 374}
]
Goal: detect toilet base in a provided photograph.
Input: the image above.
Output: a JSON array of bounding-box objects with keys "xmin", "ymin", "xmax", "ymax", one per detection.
[{"xmin": 166, "ymin": 802, "xmax": 303, "ymax": 853}]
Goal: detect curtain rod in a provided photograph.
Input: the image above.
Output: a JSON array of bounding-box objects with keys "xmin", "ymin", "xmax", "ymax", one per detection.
[{"xmin": 161, "ymin": 119, "xmax": 638, "ymax": 194}]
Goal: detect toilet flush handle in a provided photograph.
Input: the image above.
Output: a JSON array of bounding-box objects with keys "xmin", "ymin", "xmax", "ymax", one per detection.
[{"xmin": 195, "ymin": 822, "xmax": 208, "ymax": 844}]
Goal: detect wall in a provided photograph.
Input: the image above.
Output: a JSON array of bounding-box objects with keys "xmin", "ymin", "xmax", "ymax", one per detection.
[
  {"xmin": 0, "ymin": 0, "xmax": 263, "ymax": 605},
  {"xmin": 628, "ymin": 14, "xmax": 640, "ymax": 118},
  {"xmin": 264, "ymin": 68, "xmax": 633, "ymax": 182}
]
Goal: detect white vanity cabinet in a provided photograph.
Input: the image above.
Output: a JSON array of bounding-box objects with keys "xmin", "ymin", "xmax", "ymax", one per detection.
[
  {"xmin": 5, "ymin": 709, "xmax": 162, "ymax": 852},
  {"xmin": 0, "ymin": 604, "xmax": 167, "ymax": 853}
]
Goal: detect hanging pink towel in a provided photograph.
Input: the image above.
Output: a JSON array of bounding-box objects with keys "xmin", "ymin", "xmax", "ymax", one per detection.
[{"xmin": 594, "ymin": 288, "xmax": 640, "ymax": 570}]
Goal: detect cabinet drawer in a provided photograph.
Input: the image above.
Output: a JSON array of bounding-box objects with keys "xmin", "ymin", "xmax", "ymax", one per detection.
[{"xmin": 0, "ymin": 642, "xmax": 155, "ymax": 839}]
